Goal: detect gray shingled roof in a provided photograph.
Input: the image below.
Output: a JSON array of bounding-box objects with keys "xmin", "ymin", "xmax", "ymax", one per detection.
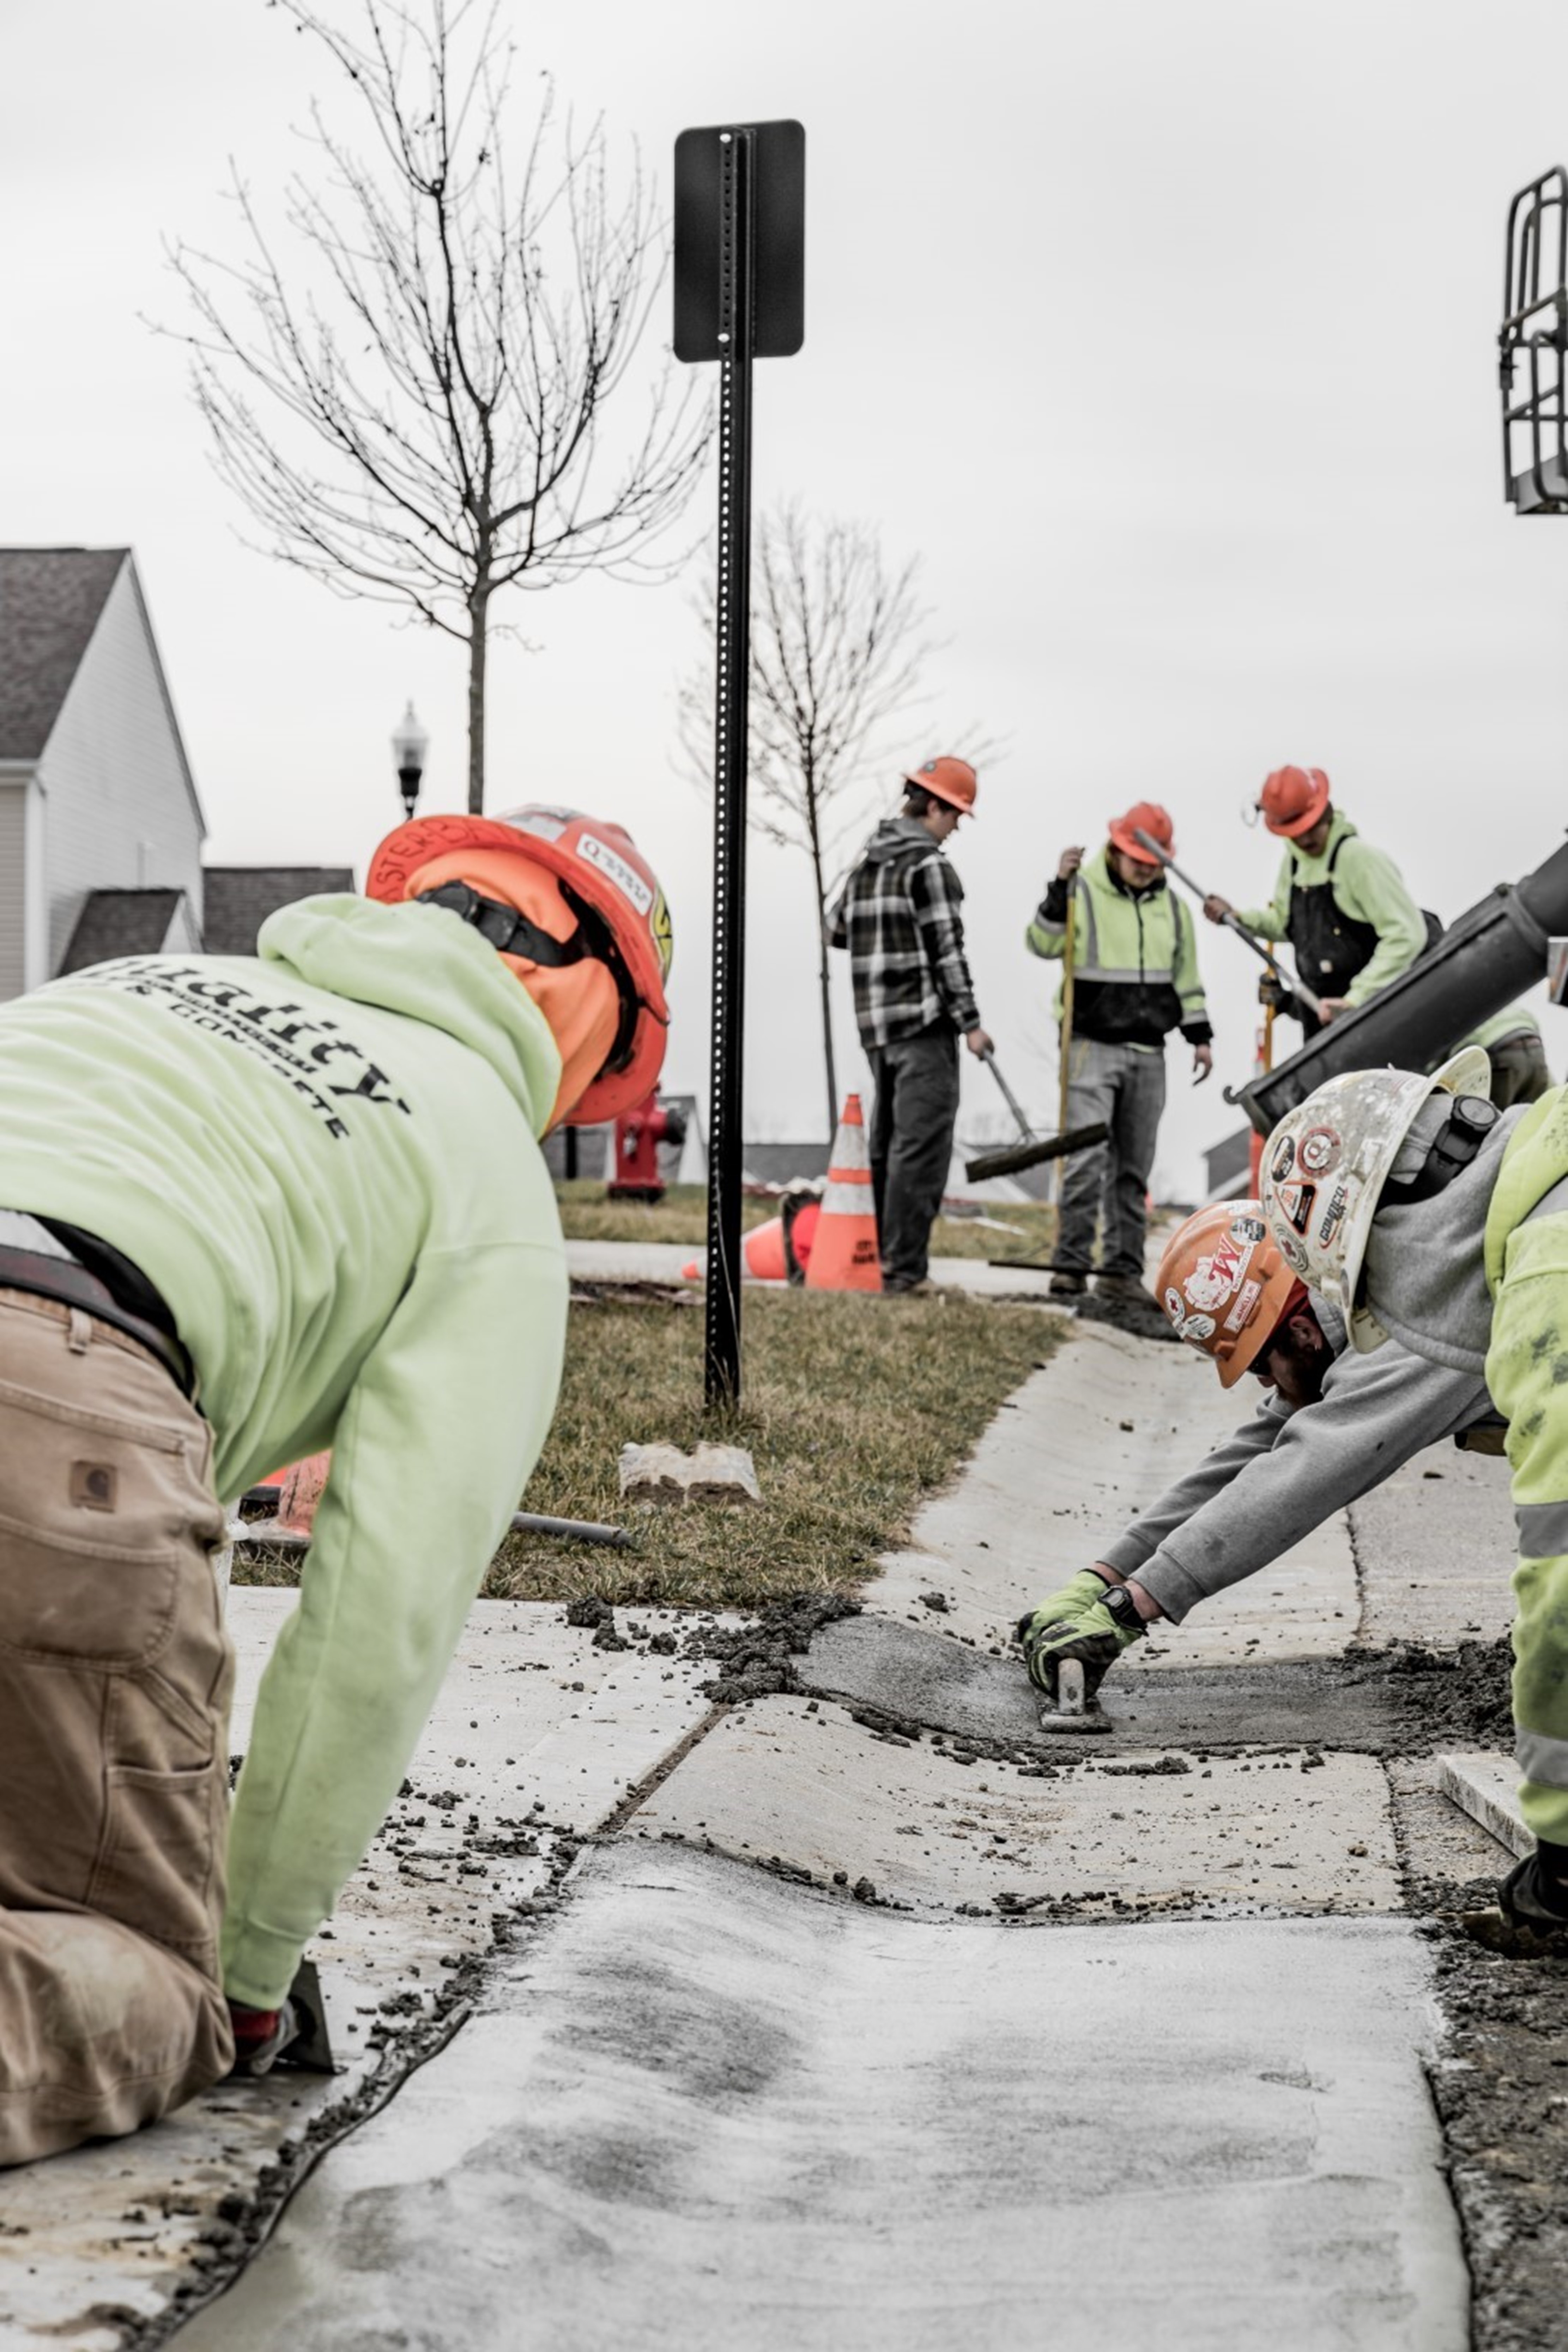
[
  {"xmin": 0, "ymin": 548, "xmax": 128, "ymax": 760},
  {"xmin": 59, "ymin": 888, "xmax": 188, "ymax": 974},
  {"xmin": 202, "ymin": 866, "xmax": 356, "ymax": 956}
]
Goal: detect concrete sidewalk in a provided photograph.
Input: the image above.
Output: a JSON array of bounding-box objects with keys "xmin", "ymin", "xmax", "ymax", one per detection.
[
  {"xmin": 96, "ymin": 1308, "xmax": 1512, "ymax": 2349},
  {"xmin": 566, "ymin": 1234, "xmax": 1063, "ymax": 1298}
]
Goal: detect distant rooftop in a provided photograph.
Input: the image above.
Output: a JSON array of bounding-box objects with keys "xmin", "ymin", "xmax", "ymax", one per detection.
[
  {"xmin": 202, "ymin": 866, "xmax": 355, "ymax": 956},
  {"xmin": 58, "ymin": 887, "xmax": 190, "ymax": 974},
  {"xmin": 0, "ymin": 547, "xmax": 128, "ymax": 762}
]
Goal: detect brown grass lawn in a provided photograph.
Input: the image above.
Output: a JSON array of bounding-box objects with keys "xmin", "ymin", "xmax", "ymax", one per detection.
[
  {"xmin": 554, "ymin": 1179, "xmax": 1058, "ymax": 1265},
  {"xmin": 234, "ymin": 1287, "xmax": 1069, "ymax": 1610}
]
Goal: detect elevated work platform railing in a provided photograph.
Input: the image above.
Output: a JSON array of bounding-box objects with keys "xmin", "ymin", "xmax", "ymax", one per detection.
[{"xmin": 1501, "ymin": 166, "xmax": 1568, "ymax": 514}]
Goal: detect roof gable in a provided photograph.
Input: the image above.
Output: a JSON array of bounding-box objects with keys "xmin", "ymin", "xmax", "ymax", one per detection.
[
  {"xmin": 0, "ymin": 548, "xmax": 129, "ymax": 762},
  {"xmin": 59, "ymin": 887, "xmax": 190, "ymax": 974}
]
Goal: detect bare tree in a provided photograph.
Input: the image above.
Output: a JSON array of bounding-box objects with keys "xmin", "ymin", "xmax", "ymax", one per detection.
[
  {"xmin": 682, "ymin": 501, "xmax": 978, "ymax": 1138},
  {"xmin": 162, "ymin": 0, "xmax": 710, "ymax": 811}
]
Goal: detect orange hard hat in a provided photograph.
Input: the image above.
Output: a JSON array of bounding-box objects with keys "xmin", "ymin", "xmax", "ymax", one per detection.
[
  {"xmin": 1257, "ymin": 765, "xmax": 1331, "ymax": 838},
  {"xmin": 1155, "ymin": 1200, "xmax": 1306, "ymax": 1388},
  {"xmin": 1108, "ymin": 801, "xmax": 1174, "ymax": 862},
  {"xmin": 903, "ymin": 755, "xmax": 978, "ymax": 818},
  {"xmin": 365, "ymin": 805, "xmax": 672, "ymax": 1126}
]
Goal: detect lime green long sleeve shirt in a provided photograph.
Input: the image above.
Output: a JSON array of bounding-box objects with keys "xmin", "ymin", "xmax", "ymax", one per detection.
[
  {"xmin": 0, "ymin": 896, "xmax": 569, "ymax": 2006},
  {"xmin": 1233, "ymin": 812, "xmax": 1427, "ymax": 1008}
]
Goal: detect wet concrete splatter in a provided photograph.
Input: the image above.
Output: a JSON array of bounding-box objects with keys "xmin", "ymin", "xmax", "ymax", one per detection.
[
  {"xmin": 680, "ymin": 1592, "xmax": 863, "ymax": 1704},
  {"xmin": 1404, "ymin": 1871, "xmax": 1568, "ymax": 2352}
]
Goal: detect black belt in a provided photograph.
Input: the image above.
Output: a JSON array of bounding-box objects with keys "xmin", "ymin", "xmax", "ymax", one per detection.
[{"xmin": 0, "ymin": 1245, "xmax": 194, "ymax": 1398}]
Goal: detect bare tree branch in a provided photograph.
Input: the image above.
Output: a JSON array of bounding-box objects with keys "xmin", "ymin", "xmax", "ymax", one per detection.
[
  {"xmin": 154, "ymin": 0, "xmax": 713, "ymax": 810},
  {"xmin": 679, "ymin": 501, "xmax": 995, "ymax": 1137}
]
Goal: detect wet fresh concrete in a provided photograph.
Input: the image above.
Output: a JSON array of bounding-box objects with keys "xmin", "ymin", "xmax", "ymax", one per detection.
[
  {"xmin": 800, "ymin": 1612, "xmax": 1404, "ymax": 1754},
  {"xmin": 1351, "ymin": 1445, "xmax": 1516, "ymax": 1648},
  {"xmin": 632, "ymin": 1694, "xmax": 1401, "ymax": 1915},
  {"xmin": 0, "ymin": 1597, "xmax": 720, "ymax": 2348},
  {"xmin": 177, "ymin": 1843, "xmax": 1467, "ymax": 2352},
  {"xmin": 867, "ymin": 1319, "xmax": 1360, "ymax": 1667}
]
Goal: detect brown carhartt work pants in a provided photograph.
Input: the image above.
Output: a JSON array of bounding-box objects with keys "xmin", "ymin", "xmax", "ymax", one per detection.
[{"xmin": 0, "ymin": 1287, "xmax": 235, "ymax": 2165}]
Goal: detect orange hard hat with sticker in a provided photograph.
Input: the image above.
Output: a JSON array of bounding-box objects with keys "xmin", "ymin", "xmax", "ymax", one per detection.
[
  {"xmin": 365, "ymin": 805, "xmax": 671, "ymax": 1126},
  {"xmin": 1154, "ymin": 1200, "xmax": 1304, "ymax": 1388}
]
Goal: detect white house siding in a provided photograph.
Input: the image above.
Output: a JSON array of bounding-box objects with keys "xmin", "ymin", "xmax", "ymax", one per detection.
[
  {"xmin": 0, "ymin": 782, "xmax": 26, "ymax": 1001},
  {"xmin": 39, "ymin": 562, "xmax": 204, "ymax": 978}
]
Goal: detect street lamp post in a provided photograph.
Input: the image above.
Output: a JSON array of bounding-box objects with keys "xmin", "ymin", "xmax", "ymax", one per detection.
[{"xmin": 392, "ymin": 703, "xmax": 428, "ymax": 818}]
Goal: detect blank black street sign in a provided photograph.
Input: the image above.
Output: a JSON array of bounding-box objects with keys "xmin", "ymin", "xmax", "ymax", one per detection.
[{"xmin": 673, "ymin": 120, "xmax": 806, "ymax": 362}]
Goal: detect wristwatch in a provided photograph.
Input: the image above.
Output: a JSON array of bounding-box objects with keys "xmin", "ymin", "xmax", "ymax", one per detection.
[{"xmin": 1098, "ymin": 1581, "xmax": 1142, "ymax": 1632}]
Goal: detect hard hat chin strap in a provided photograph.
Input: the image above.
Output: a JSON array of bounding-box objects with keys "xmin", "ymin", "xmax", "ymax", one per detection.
[
  {"xmin": 1384, "ymin": 1095, "xmax": 1500, "ymax": 1207},
  {"xmin": 416, "ymin": 878, "xmax": 639, "ymax": 1075}
]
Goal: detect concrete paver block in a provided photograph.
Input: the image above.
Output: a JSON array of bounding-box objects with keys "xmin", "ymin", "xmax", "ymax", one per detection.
[
  {"xmin": 173, "ymin": 1843, "xmax": 1467, "ymax": 2352},
  {"xmin": 633, "ymin": 1693, "xmax": 1401, "ymax": 1915},
  {"xmin": 619, "ymin": 1439, "xmax": 761, "ymax": 1505},
  {"xmin": 1436, "ymin": 1752, "xmax": 1530, "ymax": 1857}
]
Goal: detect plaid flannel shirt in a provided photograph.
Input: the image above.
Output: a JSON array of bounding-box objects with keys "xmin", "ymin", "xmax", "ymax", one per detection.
[{"xmin": 828, "ymin": 819, "xmax": 981, "ymax": 1048}]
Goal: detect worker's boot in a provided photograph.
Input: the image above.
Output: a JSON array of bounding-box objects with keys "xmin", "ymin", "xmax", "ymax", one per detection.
[
  {"xmin": 1500, "ymin": 1843, "xmax": 1568, "ymax": 1931},
  {"xmin": 1049, "ymin": 1272, "xmax": 1088, "ymax": 1299},
  {"xmin": 1463, "ymin": 1841, "xmax": 1568, "ymax": 1954},
  {"xmin": 1095, "ymin": 1273, "xmax": 1158, "ymax": 1308}
]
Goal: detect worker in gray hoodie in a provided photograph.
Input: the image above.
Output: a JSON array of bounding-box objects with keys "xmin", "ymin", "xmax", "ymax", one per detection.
[
  {"xmin": 1017, "ymin": 1195, "xmax": 1499, "ymax": 1701},
  {"xmin": 1258, "ymin": 1052, "xmax": 1568, "ymax": 1941}
]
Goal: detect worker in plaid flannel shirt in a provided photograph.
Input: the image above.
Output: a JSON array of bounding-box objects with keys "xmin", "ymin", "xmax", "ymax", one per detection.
[{"xmin": 829, "ymin": 758, "xmax": 992, "ymax": 1292}]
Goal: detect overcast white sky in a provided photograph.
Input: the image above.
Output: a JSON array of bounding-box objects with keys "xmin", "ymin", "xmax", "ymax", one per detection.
[{"xmin": 9, "ymin": 0, "xmax": 1568, "ymax": 1193}]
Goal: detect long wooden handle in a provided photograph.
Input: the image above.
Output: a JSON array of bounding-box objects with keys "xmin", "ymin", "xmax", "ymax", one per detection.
[{"xmin": 1058, "ymin": 889, "xmax": 1076, "ymax": 1137}]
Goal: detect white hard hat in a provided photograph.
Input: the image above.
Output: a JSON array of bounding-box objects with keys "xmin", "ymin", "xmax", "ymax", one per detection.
[{"xmin": 1258, "ymin": 1046, "xmax": 1492, "ymax": 1353}]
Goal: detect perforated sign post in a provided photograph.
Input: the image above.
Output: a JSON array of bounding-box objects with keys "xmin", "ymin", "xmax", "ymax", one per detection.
[{"xmin": 674, "ymin": 119, "xmax": 805, "ymax": 1409}]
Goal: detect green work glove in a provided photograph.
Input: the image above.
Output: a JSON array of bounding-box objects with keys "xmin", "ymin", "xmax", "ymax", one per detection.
[
  {"xmin": 1015, "ymin": 1571, "xmax": 1108, "ymax": 1650},
  {"xmin": 1020, "ymin": 1591, "xmax": 1145, "ymax": 1700}
]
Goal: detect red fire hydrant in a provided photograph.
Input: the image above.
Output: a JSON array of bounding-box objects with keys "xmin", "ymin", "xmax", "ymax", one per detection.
[{"xmin": 609, "ymin": 1093, "xmax": 687, "ymax": 1204}]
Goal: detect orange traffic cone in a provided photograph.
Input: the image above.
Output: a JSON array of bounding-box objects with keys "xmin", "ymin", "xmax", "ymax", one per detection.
[
  {"xmin": 743, "ymin": 1216, "xmax": 789, "ymax": 1280},
  {"xmin": 805, "ymin": 1093, "xmax": 882, "ymax": 1292}
]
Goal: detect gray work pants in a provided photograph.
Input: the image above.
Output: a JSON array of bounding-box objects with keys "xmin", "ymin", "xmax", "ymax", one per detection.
[
  {"xmin": 1057, "ymin": 1036, "xmax": 1167, "ymax": 1277},
  {"xmin": 866, "ymin": 1027, "xmax": 960, "ymax": 1288}
]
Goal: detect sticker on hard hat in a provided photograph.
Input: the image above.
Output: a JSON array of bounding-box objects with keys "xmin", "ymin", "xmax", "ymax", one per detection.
[
  {"xmin": 1230, "ymin": 1213, "xmax": 1266, "ymax": 1245},
  {"xmin": 1275, "ymin": 1180, "xmax": 1315, "ymax": 1234},
  {"xmin": 1279, "ymin": 1233, "xmax": 1309, "ymax": 1274},
  {"xmin": 1298, "ymin": 1126, "xmax": 1341, "ymax": 1178},
  {"xmin": 650, "ymin": 889, "xmax": 673, "ymax": 979},
  {"xmin": 579, "ymin": 834, "xmax": 653, "ymax": 916},
  {"xmin": 503, "ymin": 807, "xmax": 571, "ymax": 842},
  {"xmin": 1224, "ymin": 1278, "xmax": 1263, "ymax": 1334},
  {"xmin": 1164, "ymin": 1286, "xmax": 1185, "ymax": 1325},
  {"xmin": 1317, "ymin": 1181, "xmax": 1348, "ymax": 1249},
  {"xmin": 1270, "ymin": 1135, "xmax": 1295, "ymax": 1183},
  {"xmin": 1179, "ymin": 1311, "xmax": 1217, "ymax": 1343},
  {"xmin": 1184, "ymin": 1233, "xmax": 1254, "ymax": 1314}
]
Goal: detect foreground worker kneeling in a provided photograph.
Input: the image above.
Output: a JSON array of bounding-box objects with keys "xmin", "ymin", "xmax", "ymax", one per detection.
[{"xmin": 0, "ymin": 804, "xmax": 671, "ymax": 2165}]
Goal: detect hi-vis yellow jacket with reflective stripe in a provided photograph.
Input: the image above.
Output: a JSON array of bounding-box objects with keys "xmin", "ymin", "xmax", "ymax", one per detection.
[{"xmin": 1025, "ymin": 848, "xmax": 1211, "ymax": 1050}]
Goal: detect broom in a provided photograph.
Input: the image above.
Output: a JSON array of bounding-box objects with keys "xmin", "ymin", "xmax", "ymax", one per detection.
[{"xmin": 964, "ymin": 887, "xmax": 1107, "ymax": 1184}]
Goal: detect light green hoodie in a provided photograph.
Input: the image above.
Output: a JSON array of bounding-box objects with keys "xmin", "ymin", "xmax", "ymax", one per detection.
[{"xmin": 0, "ymin": 895, "xmax": 569, "ymax": 2006}]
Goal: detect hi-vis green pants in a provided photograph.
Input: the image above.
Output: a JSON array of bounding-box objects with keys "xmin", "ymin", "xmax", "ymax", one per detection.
[{"xmin": 1486, "ymin": 1096, "xmax": 1568, "ymax": 1846}]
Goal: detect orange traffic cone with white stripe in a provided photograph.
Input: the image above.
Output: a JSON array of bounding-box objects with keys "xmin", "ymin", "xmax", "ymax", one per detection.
[{"xmin": 805, "ymin": 1093, "xmax": 882, "ymax": 1292}]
